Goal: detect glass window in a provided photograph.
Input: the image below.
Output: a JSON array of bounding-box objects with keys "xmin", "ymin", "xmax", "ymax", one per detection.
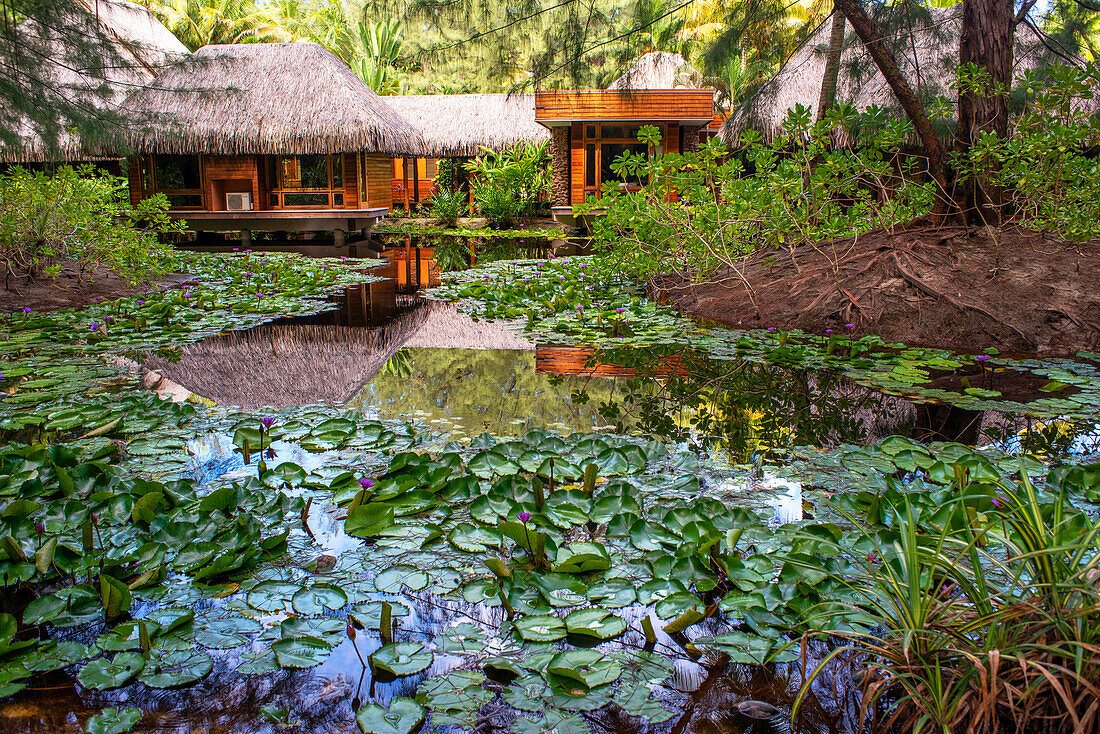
[
  {"xmin": 599, "ymin": 125, "xmax": 642, "ymax": 140},
  {"xmin": 600, "ymin": 142, "xmax": 647, "ymax": 184},
  {"xmin": 269, "ymin": 155, "xmax": 345, "ymax": 208},
  {"xmin": 331, "ymin": 156, "xmax": 343, "ymax": 189},
  {"xmin": 585, "ymin": 125, "xmax": 596, "ymax": 139},
  {"xmin": 165, "ymin": 193, "xmax": 203, "ymax": 208},
  {"xmin": 155, "ymin": 155, "xmax": 201, "ymax": 190},
  {"xmin": 284, "ymin": 192, "xmax": 330, "ymax": 207},
  {"xmin": 585, "ymin": 144, "xmax": 596, "ymax": 187}
]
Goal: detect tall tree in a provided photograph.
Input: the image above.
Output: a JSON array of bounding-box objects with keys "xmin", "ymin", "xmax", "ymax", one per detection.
[
  {"xmin": 815, "ymin": 8, "xmax": 846, "ymax": 120},
  {"xmin": 139, "ymin": 0, "xmax": 289, "ymax": 51}
]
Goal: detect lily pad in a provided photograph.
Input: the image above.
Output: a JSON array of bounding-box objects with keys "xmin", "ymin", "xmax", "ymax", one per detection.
[
  {"xmin": 514, "ymin": 614, "xmax": 566, "ymax": 642},
  {"xmin": 139, "ymin": 649, "xmax": 214, "ymax": 688},
  {"xmin": 355, "ymin": 699, "xmax": 424, "ymax": 734},
  {"xmin": 370, "ymin": 642, "xmax": 433, "ymax": 677},
  {"xmin": 77, "ymin": 653, "xmax": 145, "ymax": 690}
]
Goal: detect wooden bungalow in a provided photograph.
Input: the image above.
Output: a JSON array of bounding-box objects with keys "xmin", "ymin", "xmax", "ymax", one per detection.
[
  {"xmin": 382, "ymin": 94, "xmax": 550, "ymax": 209},
  {"xmin": 535, "ymin": 53, "xmax": 715, "ymax": 222},
  {"xmin": 0, "ymin": 0, "xmax": 188, "ymax": 165},
  {"xmin": 121, "ymin": 42, "xmax": 425, "ymax": 243}
]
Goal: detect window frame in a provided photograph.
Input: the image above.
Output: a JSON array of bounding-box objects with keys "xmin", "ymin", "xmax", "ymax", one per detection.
[
  {"xmin": 581, "ymin": 123, "xmax": 664, "ymax": 198},
  {"xmin": 267, "ymin": 154, "xmax": 345, "ymax": 210},
  {"xmin": 146, "ymin": 155, "xmax": 205, "ymax": 210}
]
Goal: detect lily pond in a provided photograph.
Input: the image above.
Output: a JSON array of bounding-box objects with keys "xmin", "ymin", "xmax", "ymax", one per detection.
[{"xmin": 0, "ymin": 252, "xmax": 1098, "ymax": 734}]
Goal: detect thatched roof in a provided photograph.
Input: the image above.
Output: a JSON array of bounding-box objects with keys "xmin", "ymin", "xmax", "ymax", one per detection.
[
  {"xmin": 383, "ymin": 94, "xmax": 548, "ymax": 157},
  {"xmin": 725, "ymin": 6, "xmax": 1077, "ymax": 145},
  {"xmin": 607, "ymin": 52, "xmax": 704, "ymax": 90},
  {"xmin": 123, "ymin": 42, "xmax": 426, "ymax": 156},
  {"xmin": 1, "ymin": 0, "xmax": 189, "ymax": 162},
  {"xmin": 403, "ymin": 302, "xmax": 534, "ymax": 349}
]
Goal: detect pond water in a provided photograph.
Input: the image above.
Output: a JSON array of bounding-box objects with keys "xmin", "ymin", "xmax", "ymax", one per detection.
[{"xmin": 1, "ymin": 253, "xmax": 1097, "ymax": 734}]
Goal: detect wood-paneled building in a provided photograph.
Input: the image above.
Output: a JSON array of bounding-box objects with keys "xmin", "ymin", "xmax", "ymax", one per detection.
[
  {"xmin": 534, "ymin": 89, "xmax": 715, "ymax": 221},
  {"xmin": 122, "ymin": 43, "xmax": 424, "ymax": 241}
]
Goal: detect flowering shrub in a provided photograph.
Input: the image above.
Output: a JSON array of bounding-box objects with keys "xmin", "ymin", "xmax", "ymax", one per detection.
[{"xmin": 0, "ymin": 165, "xmax": 182, "ymax": 283}]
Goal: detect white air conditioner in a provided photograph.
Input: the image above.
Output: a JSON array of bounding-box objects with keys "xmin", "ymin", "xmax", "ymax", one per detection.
[{"xmin": 226, "ymin": 192, "xmax": 252, "ymax": 211}]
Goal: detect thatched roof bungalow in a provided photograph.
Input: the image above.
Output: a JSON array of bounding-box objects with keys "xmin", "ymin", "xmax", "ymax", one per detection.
[
  {"xmin": 724, "ymin": 6, "xmax": 1084, "ymax": 145},
  {"xmin": 381, "ymin": 93, "xmax": 549, "ymax": 206},
  {"xmin": 121, "ymin": 42, "xmax": 426, "ymax": 236},
  {"xmin": 1, "ymin": 0, "xmax": 188, "ymax": 163}
]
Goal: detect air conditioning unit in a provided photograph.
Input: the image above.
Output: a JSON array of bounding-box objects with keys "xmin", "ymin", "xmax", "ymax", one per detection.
[{"xmin": 226, "ymin": 192, "xmax": 252, "ymax": 211}]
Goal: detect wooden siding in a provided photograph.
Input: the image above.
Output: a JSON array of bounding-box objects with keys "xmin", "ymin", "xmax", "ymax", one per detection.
[
  {"xmin": 203, "ymin": 156, "xmax": 260, "ymax": 211},
  {"xmin": 343, "ymin": 153, "xmax": 359, "ymax": 209},
  {"xmin": 569, "ymin": 122, "xmax": 585, "ymax": 207},
  {"xmin": 361, "ymin": 154, "xmax": 392, "ymax": 210},
  {"xmin": 535, "ymin": 90, "xmax": 713, "ymax": 123},
  {"xmin": 535, "ymin": 345, "xmax": 686, "ymax": 377}
]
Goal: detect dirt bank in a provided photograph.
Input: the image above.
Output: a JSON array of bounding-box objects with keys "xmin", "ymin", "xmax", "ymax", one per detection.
[
  {"xmin": 658, "ymin": 223, "xmax": 1100, "ymax": 356},
  {"xmin": 1, "ymin": 262, "xmax": 190, "ymax": 313}
]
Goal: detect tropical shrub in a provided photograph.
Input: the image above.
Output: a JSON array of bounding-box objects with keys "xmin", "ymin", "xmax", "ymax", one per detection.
[
  {"xmin": 429, "ymin": 189, "xmax": 468, "ymax": 227},
  {"xmin": 965, "ymin": 63, "xmax": 1100, "ymax": 241},
  {"xmin": 0, "ymin": 165, "xmax": 181, "ymax": 283},
  {"xmin": 465, "ymin": 141, "xmax": 551, "ymax": 227},
  {"xmin": 581, "ymin": 111, "xmax": 933, "ymax": 282},
  {"xmin": 434, "ymin": 158, "xmax": 466, "ymax": 193}
]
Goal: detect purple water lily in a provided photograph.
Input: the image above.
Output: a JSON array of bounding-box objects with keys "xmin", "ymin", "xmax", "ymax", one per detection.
[
  {"xmin": 359, "ymin": 477, "xmax": 375, "ymax": 490},
  {"xmin": 518, "ymin": 511, "xmax": 531, "ymax": 523},
  {"xmin": 260, "ymin": 416, "xmax": 276, "ymax": 428}
]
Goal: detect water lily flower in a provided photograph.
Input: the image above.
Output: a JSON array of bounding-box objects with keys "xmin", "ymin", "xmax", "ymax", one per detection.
[
  {"xmin": 89, "ymin": 323, "xmax": 99, "ymax": 330},
  {"xmin": 137, "ymin": 300, "xmax": 145, "ymax": 305},
  {"xmin": 615, "ymin": 307, "xmax": 626, "ymax": 313},
  {"xmin": 824, "ymin": 329, "xmax": 833, "ymax": 334},
  {"xmin": 845, "ymin": 323, "xmax": 855, "ymax": 328},
  {"xmin": 766, "ymin": 327, "xmax": 776, "ymax": 332},
  {"xmin": 260, "ymin": 416, "xmax": 276, "ymax": 428},
  {"xmin": 975, "ymin": 355, "xmax": 990, "ymax": 361},
  {"xmin": 22, "ymin": 307, "xmax": 31, "ymax": 313},
  {"xmin": 518, "ymin": 511, "xmax": 531, "ymax": 523},
  {"xmin": 35, "ymin": 522, "xmax": 45, "ymax": 536},
  {"xmin": 264, "ymin": 447, "xmax": 277, "ymax": 460},
  {"xmin": 358, "ymin": 477, "xmax": 375, "ymax": 489},
  {"xmin": 575, "ymin": 305, "xmax": 583, "ymax": 311}
]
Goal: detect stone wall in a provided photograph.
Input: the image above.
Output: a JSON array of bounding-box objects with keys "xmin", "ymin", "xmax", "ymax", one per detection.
[
  {"xmin": 680, "ymin": 125, "xmax": 704, "ymax": 154},
  {"xmin": 550, "ymin": 126, "xmax": 570, "ymax": 206}
]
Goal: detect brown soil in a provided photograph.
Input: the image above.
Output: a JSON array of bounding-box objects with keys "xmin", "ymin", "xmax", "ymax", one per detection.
[
  {"xmin": 658, "ymin": 222, "xmax": 1100, "ymax": 357},
  {"xmin": 1, "ymin": 262, "xmax": 191, "ymax": 313}
]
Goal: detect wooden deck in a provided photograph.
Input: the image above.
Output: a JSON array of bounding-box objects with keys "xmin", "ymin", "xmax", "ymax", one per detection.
[{"xmin": 169, "ymin": 207, "xmax": 389, "ymax": 233}]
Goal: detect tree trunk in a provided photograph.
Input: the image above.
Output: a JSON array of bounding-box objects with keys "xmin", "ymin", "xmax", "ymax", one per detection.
[
  {"xmin": 956, "ymin": 0, "xmax": 1015, "ymax": 224},
  {"xmin": 831, "ymin": 0, "xmax": 954, "ymax": 214},
  {"xmin": 816, "ymin": 9, "xmax": 847, "ymax": 122}
]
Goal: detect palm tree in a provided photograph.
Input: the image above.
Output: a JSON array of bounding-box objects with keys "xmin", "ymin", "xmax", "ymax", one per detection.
[
  {"xmin": 355, "ymin": 18, "xmax": 404, "ymax": 94},
  {"xmin": 139, "ymin": 0, "xmax": 289, "ymax": 51}
]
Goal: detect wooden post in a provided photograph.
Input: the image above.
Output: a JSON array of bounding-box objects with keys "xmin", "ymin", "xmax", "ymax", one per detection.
[
  {"xmin": 241, "ymin": 229, "xmax": 251, "ymax": 249},
  {"xmin": 402, "ymin": 157, "xmax": 411, "ymax": 214},
  {"xmin": 334, "ymin": 228, "xmax": 346, "ymax": 249},
  {"xmin": 412, "ymin": 158, "xmax": 420, "ymax": 209}
]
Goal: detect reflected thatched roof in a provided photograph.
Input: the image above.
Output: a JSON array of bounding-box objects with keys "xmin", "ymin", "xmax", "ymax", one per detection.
[
  {"xmin": 1, "ymin": 0, "xmax": 189, "ymax": 162},
  {"xmin": 383, "ymin": 94, "xmax": 548, "ymax": 157},
  {"xmin": 724, "ymin": 7, "xmax": 1079, "ymax": 145},
  {"xmin": 607, "ymin": 52, "xmax": 704, "ymax": 90},
  {"xmin": 123, "ymin": 43, "xmax": 425, "ymax": 156},
  {"xmin": 143, "ymin": 306, "xmax": 430, "ymax": 410},
  {"xmin": 403, "ymin": 302, "xmax": 534, "ymax": 350}
]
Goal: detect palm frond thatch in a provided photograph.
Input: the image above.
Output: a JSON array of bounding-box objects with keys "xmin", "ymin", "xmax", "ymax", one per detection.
[
  {"xmin": 724, "ymin": 6, "xmax": 1081, "ymax": 145},
  {"xmin": 383, "ymin": 94, "xmax": 549, "ymax": 158},
  {"xmin": 607, "ymin": 51, "xmax": 704, "ymax": 91},
  {"xmin": 1, "ymin": 0, "xmax": 189, "ymax": 162},
  {"xmin": 122, "ymin": 42, "xmax": 426, "ymax": 156}
]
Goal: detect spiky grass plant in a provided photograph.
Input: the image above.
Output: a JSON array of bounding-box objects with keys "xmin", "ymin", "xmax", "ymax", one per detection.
[{"xmin": 795, "ymin": 463, "xmax": 1100, "ymax": 733}]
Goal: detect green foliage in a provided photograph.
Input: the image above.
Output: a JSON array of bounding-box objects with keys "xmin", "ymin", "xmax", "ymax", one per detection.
[
  {"xmin": 582, "ymin": 110, "xmax": 933, "ymax": 280},
  {"xmin": 140, "ymin": 0, "xmax": 289, "ymax": 51},
  {"xmin": 466, "ymin": 141, "xmax": 552, "ymax": 228},
  {"xmin": 433, "ymin": 158, "xmax": 465, "ymax": 193},
  {"xmin": 355, "ymin": 18, "xmax": 404, "ymax": 94},
  {"xmin": 429, "ymin": 189, "xmax": 468, "ymax": 228},
  {"xmin": 965, "ymin": 63, "xmax": 1100, "ymax": 241},
  {"xmin": 0, "ymin": 166, "xmax": 180, "ymax": 283}
]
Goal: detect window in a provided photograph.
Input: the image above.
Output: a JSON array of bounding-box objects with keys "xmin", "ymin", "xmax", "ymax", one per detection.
[
  {"xmin": 148, "ymin": 155, "xmax": 203, "ymax": 208},
  {"xmin": 266, "ymin": 155, "xmax": 345, "ymax": 209},
  {"xmin": 581, "ymin": 123, "xmax": 662, "ymax": 198}
]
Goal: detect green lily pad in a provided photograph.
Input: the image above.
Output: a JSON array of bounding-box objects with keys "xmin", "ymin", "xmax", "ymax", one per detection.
[
  {"xmin": 291, "ymin": 583, "xmax": 348, "ymax": 616},
  {"xmin": 565, "ymin": 607, "xmax": 627, "ymax": 640},
  {"xmin": 85, "ymin": 707, "xmax": 142, "ymax": 734},
  {"xmin": 138, "ymin": 649, "xmax": 214, "ymax": 688},
  {"xmin": 547, "ymin": 649, "xmax": 621, "ymax": 690},
  {"xmin": 370, "ymin": 641, "xmax": 433, "ymax": 677},
  {"xmin": 355, "ymin": 699, "xmax": 424, "ymax": 734},
  {"xmin": 514, "ymin": 614, "xmax": 566, "ymax": 642},
  {"xmin": 271, "ymin": 636, "xmax": 332, "ymax": 669},
  {"xmin": 77, "ymin": 653, "xmax": 145, "ymax": 690}
]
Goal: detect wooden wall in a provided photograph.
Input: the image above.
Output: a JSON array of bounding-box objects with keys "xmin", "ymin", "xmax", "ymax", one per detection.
[
  {"xmin": 203, "ymin": 155, "xmax": 261, "ymax": 211},
  {"xmin": 361, "ymin": 153, "xmax": 392, "ymax": 210},
  {"xmin": 535, "ymin": 90, "xmax": 714, "ymax": 123}
]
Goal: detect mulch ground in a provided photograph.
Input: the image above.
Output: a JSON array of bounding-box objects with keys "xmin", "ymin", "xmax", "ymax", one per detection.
[
  {"xmin": 657, "ymin": 222, "xmax": 1100, "ymax": 357},
  {"xmin": 1, "ymin": 262, "xmax": 191, "ymax": 313}
]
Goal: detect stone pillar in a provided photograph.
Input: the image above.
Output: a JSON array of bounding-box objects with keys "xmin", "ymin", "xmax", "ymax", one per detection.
[
  {"xmin": 681, "ymin": 126, "xmax": 704, "ymax": 154},
  {"xmin": 551, "ymin": 126, "xmax": 571, "ymax": 206}
]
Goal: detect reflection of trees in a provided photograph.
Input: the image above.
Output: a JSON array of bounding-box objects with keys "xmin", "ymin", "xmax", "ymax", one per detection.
[
  {"xmin": 587, "ymin": 346, "xmax": 908, "ymax": 463},
  {"xmin": 349, "ymin": 348, "xmax": 626, "ymax": 435}
]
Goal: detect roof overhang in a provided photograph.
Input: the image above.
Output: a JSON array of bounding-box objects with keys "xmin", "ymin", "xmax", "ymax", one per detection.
[{"xmin": 534, "ymin": 90, "xmax": 714, "ymax": 128}]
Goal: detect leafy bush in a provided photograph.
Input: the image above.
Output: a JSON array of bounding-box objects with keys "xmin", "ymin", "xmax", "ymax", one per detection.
[
  {"xmin": 429, "ymin": 189, "xmax": 468, "ymax": 227},
  {"xmin": 965, "ymin": 63, "xmax": 1100, "ymax": 241},
  {"xmin": 465, "ymin": 141, "xmax": 551, "ymax": 227},
  {"xmin": 581, "ymin": 111, "xmax": 933, "ymax": 281},
  {"xmin": 434, "ymin": 158, "xmax": 466, "ymax": 194},
  {"xmin": 0, "ymin": 165, "xmax": 180, "ymax": 283}
]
